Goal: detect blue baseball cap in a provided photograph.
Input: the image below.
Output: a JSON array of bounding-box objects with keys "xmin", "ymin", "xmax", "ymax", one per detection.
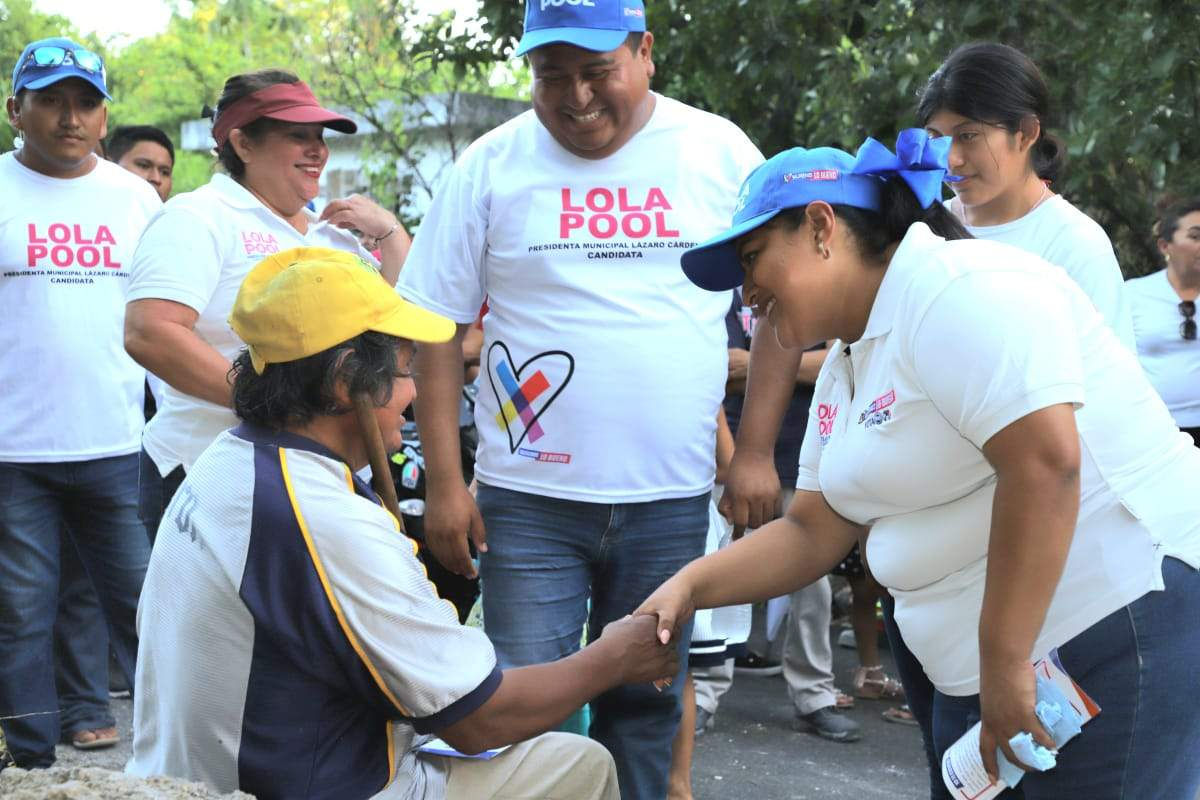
[
  {"xmin": 12, "ymin": 37, "xmax": 110, "ymax": 99},
  {"xmin": 515, "ymin": 0, "xmax": 647, "ymax": 57},
  {"xmin": 681, "ymin": 147, "xmax": 883, "ymax": 291},
  {"xmin": 682, "ymin": 130, "xmax": 957, "ymax": 291}
]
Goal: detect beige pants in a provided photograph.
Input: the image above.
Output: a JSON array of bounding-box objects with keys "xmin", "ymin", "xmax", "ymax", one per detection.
[{"xmin": 442, "ymin": 732, "xmax": 619, "ymax": 800}]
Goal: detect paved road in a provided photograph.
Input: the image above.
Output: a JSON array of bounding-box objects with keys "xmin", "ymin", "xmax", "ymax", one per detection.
[{"xmin": 58, "ymin": 634, "xmax": 932, "ymax": 798}]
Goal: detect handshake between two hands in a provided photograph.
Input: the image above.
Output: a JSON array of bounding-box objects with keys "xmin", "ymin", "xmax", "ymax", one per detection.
[{"xmin": 598, "ymin": 576, "xmax": 697, "ymax": 689}]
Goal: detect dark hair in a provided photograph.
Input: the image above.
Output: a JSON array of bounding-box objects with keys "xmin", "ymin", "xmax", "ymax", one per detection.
[
  {"xmin": 769, "ymin": 175, "xmax": 972, "ymax": 260},
  {"xmin": 231, "ymin": 331, "xmax": 409, "ymax": 430},
  {"xmin": 626, "ymin": 32, "xmax": 644, "ymax": 52},
  {"xmin": 206, "ymin": 69, "xmax": 300, "ymax": 179},
  {"xmin": 1155, "ymin": 197, "xmax": 1200, "ymax": 251},
  {"xmin": 917, "ymin": 42, "xmax": 1064, "ymax": 183},
  {"xmin": 107, "ymin": 125, "xmax": 175, "ymax": 164}
]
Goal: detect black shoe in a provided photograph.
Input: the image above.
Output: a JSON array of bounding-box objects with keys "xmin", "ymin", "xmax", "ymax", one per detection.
[
  {"xmin": 694, "ymin": 707, "xmax": 715, "ymax": 737},
  {"xmin": 733, "ymin": 653, "xmax": 782, "ymax": 676},
  {"xmin": 794, "ymin": 706, "xmax": 862, "ymax": 742}
]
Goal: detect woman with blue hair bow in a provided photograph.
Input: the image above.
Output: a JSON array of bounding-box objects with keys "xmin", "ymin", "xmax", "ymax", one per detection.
[{"xmin": 638, "ymin": 130, "xmax": 1200, "ymax": 798}]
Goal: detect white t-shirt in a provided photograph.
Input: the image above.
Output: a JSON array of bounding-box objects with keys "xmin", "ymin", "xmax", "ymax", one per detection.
[
  {"xmin": 1126, "ymin": 269, "xmax": 1200, "ymax": 428},
  {"xmin": 398, "ymin": 94, "xmax": 763, "ymax": 503},
  {"xmin": 796, "ymin": 223, "xmax": 1200, "ymax": 696},
  {"xmin": 0, "ymin": 153, "xmax": 160, "ymax": 462},
  {"xmin": 127, "ymin": 174, "xmax": 377, "ymax": 475},
  {"xmin": 958, "ymin": 194, "xmax": 1136, "ymax": 349}
]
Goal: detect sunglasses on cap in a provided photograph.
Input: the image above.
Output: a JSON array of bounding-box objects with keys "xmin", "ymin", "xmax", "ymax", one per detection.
[
  {"xmin": 17, "ymin": 45, "xmax": 105, "ymax": 79},
  {"xmin": 1180, "ymin": 300, "xmax": 1196, "ymax": 341}
]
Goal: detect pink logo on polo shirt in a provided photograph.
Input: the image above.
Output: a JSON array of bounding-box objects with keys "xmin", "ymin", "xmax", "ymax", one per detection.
[
  {"xmin": 858, "ymin": 389, "xmax": 896, "ymax": 429},
  {"xmin": 559, "ymin": 187, "xmax": 681, "ymax": 240},
  {"xmin": 241, "ymin": 231, "xmax": 281, "ymax": 255},
  {"xmin": 817, "ymin": 401, "xmax": 839, "ymax": 445},
  {"xmin": 26, "ymin": 223, "xmax": 122, "ymax": 268}
]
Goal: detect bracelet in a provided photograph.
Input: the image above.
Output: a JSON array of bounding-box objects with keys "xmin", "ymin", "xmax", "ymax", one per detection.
[{"xmin": 363, "ymin": 223, "xmax": 400, "ymax": 251}]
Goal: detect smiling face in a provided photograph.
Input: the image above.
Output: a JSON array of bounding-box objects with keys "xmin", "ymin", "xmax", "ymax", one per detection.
[
  {"xmin": 116, "ymin": 139, "xmax": 174, "ymax": 201},
  {"xmin": 924, "ymin": 109, "xmax": 1035, "ymax": 219},
  {"xmin": 6, "ymin": 78, "xmax": 107, "ymax": 178},
  {"xmin": 528, "ymin": 35, "xmax": 655, "ymax": 160},
  {"xmin": 233, "ymin": 121, "xmax": 328, "ymax": 215},
  {"xmin": 736, "ymin": 218, "xmax": 827, "ymax": 350},
  {"xmin": 374, "ymin": 344, "xmax": 417, "ymax": 454}
]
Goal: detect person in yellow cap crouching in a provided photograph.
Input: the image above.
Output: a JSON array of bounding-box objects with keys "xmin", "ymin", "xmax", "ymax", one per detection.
[{"xmin": 126, "ymin": 246, "xmax": 677, "ymax": 800}]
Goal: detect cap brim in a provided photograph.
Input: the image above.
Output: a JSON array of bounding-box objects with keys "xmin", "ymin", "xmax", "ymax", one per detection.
[
  {"xmin": 264, "ymin": 106, "xmax": 358, "ymax": 135},
  {"xmin": 372, "ymin": 297, "xmax": 456, "ymax": 345},
  {"xmin": 681, "ymin": 209, "xmax": 782, "ymax": 292},
  {"xmin": 20, "ymin": 71, "xmax": 111, "ymax": 100},
  {"xmin": 515, "ymin": 27, "xmax": 629, "ymax": 56}
]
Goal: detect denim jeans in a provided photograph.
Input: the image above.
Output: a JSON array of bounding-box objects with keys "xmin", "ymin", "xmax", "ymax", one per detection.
[
  {"xmin": 881, "ymin": 594, "xmax": 945, "ymax": 799},
  {"xmin": 0, "ymin": 454, "xmax": 149, "ymax": 767},
  {"xmin": 53, "ymin": 535, "xmax": 117, "ymax": 739},
  {"xmin": 475, "ymin": 484, "xmax": 709, "ymax": 800},
  {"xmin": 930, "ymin": 557, "xmax": 1200, "ymax": 799},
  {"xmin": 137, "ymin": 447, "xmax": 185, "ymax": 544}
]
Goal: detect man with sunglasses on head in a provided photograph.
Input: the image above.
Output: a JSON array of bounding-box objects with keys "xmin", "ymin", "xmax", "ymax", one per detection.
[
  {"xmin": 396, "ymin": 2, "xmax": 762, "ymax": 796},
  {"xmin": 0, "ymin": 37, "xmax": 160, "ymax": 768}
]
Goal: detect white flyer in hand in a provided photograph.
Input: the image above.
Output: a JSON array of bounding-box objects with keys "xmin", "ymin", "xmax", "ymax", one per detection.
[{"xmin": 941, "ymin": 650, "xmax": 1101, "ymax": 800}]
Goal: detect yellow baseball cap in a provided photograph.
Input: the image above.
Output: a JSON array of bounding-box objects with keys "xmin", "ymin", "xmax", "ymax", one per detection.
[{"xmin": 230, "ymin": 246, "xmax": 454, "ymax": 374}]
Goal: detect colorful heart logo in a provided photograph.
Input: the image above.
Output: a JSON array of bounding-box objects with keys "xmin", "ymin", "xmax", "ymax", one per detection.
[{"xmin": 485, "ymin": 341, "xmax": 575, "ymax": 454}]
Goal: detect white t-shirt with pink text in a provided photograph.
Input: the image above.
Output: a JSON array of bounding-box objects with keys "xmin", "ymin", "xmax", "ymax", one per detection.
[
  {"xmin": 127, "ymin": 174, "xmax": 376, "ymax": 475},
  {"xmin": 398, "ymin": 94, "xmax": 763, "ymax": 502},
  {"xmin": 0, "ymin": 152, "xmax": 160, "ymax": 461}
]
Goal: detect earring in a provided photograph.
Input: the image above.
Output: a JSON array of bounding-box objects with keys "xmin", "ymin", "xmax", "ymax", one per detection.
[{"xmin": 818, "ymin": 241, "xmax": 831, "ymax": 260}]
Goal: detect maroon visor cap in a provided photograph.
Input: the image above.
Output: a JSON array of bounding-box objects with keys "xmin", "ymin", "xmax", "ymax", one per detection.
[{"xmin": 211, "ymin": 80, "xmax": 357, "ymax": 146}]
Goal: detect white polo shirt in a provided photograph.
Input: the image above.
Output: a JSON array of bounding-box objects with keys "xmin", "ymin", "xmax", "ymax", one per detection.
[
  {"xmin": 127, "ymin": 174, "xmax": 378, "ymax": 475},
  {"xmin": 797, "ymin": 223, "xmax": 1200, "ymax": 696},
  {"xmin": 398, "ymin": 94, "xmax": 763, "ymax": 503},
  {"xmin": 1126, "ymin": 269, "xmax": 1200, "ymax": 428}
]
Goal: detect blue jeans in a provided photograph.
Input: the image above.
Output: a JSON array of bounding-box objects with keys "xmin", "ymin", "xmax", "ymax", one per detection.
[
  {"xmin": 0, "ymin": 454, "xmax": 149, "ymax": 767},
  {"xmin": 476, "ymin": 484, "xmax": 709, "ymax": 800},
  {"xmin": 53, "ymin": 536, "xmax": 116, "ymax": 739},
  {"xmin": 881, "ymin": 594, "xmax": 946, "ymax": 799},
  {"xmin": 137, "ymin": 447, "xmax": 185, "ymax": 544},
  {"xmin": 931, "ymin": 557, "xmax": 1200, "ymax": 799}
]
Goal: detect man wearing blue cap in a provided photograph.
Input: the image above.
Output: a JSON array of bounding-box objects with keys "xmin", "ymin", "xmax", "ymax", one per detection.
[
  {"xmin": 397, "ymin": 0, "xmax": 763, "ymax": 795},
  {"xmin": 0, "ymin": 37, "xmax": 160, "ymax": 766}
]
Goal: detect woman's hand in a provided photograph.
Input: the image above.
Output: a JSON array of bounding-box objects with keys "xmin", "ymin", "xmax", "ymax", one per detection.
[
  {"xmin": 978, "ymin": 658, "xmax": 1057, "ymax": 782},
  {"xmin": 633, "ymin": 573, "xmax": 696, "ymax": 647},
  {"xmin": 320, "ymin": 194, "xmax": 408, "ymax": 248}
]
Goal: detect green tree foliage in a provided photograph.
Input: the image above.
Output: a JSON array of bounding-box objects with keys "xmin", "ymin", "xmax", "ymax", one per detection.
[{"xmin": 476, "ymin": 0, "xmax": 1200, "ymax": 276}]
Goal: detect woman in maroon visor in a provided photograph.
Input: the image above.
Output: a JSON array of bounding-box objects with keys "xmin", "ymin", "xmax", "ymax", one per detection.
[{"xmin": 123, "ymin": 69, "xmax": 413, "ymax": 539}]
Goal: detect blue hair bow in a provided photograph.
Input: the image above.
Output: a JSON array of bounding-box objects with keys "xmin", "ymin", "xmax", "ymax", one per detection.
[{"xmin": 850, "ymin": 128, "xmax": 959, "ymax": 209}]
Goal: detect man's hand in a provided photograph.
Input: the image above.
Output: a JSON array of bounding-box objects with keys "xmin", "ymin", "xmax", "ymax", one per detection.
[
  {"xmin": 422, "ymin": 482, "xmax": 487, "ymax": 578},
  {"xmin": 596, "ymin": 614, "xmax": 680, "ymax": 686},
  {"xmin": 719, "ymin": 449, "xmax": 782, "ymax": 538},
  {"xmin": 632, "ymin": 573, "xmax": 695, "ymax": 648}
]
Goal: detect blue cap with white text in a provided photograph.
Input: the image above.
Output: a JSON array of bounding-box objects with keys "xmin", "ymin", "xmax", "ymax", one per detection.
[
  {"xmin": 515, "ymin": 0, "xmax": 647, "ymax": 56},
  {"xmin": 681, "ymin": 130, "xmax": 957, "ymax": 292},
  {"xmin": 12, "ymin": 37, "xmax": 110, "ymax": 99}
]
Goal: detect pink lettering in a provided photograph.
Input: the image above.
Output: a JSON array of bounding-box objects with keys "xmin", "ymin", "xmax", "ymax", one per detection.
[
  {"xmin": 617, "ymin": 188, "xmax": 640, "ymax": 212},
  {"xmin": 94, "ymin": 225, "xmax": 116, "ymax": 246},
  {"xmin": 28, "ymin": 224, "xmax": 47, "ymax": 244},
  {"xmin": 622, "ymin": 213, "xmax": 651, "ymax": 238},
  {"xmin": 49, "ymin": 224, "xmax": 71, "ymax": 244},
  {"xmin": 589, "ymin": 214, "xmax": 618, "ymax": 239},
  {"xmin": 50, "ymin": 245, "xmax": 73, "ymax": 267},
  {"xmin": 103, "ymin": 247, "xmax": 121, "ymax": 268},
  {"xmin": 76, "ymin": 246, "xmax": 100, "ymax": 268},
  {"xmin": 645, "ymin": 187, "xmax": 671, "ymax": 210},
  {"xmin": 561, "ymin": 188, "xmax": 584, "ymax": 212},
  {"xmin": 27, "ymin": 244, "xmax": 48, "ymax": 266},
  {"xmin": 560, "ymin": 213, "xmax": 585, "ymax": 238},
  {"xmin": 586, "ymin": 188, "xmax": 614, "ymax": 212},
  {"xmin": 655, "ymin": 212, "xmax": 680, "ymax": 238}
]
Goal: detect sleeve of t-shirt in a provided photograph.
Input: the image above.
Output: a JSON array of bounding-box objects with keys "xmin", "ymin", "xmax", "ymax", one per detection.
[
  {"xmin": 303, "ymin": 478, "xmax": 500, "ymax": 731},
  {"xmin": 1047, "ymin": 222, "xmax": 1135, "ymax": 348},
  {"xmin": 909, "ymin": 271, "xmax": 1086, "ymax": 449},
  {"xmin": 126, "ymin": 204, "xmax": 224, "ymax": 313},
  {"xmin": 794, "ymin": 378, "xmax": 829, "ymax": 492},
  {"xmin": 395, "ymin": 154, "xmax": 489, "ymax": 324}
]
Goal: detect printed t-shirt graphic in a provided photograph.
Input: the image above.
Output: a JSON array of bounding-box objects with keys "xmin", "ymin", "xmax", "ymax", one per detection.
[
  {"xmin": 398, "ymin": 94, "xmax": 764, "ymax": 503},
  {"xmin": 0, "ymin": 153, "xmax": 161, "ymax": 461}
]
